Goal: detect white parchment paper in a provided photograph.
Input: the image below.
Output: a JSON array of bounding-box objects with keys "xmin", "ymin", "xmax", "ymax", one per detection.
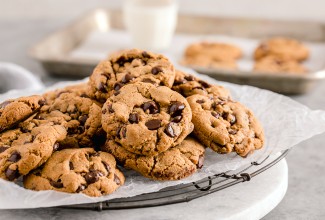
[{"xmin": 1, "ymin": 67, "xmax": 325, "ymax": 209}]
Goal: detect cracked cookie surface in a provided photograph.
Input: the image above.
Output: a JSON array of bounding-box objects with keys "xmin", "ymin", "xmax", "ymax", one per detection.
[
  {"xmin": 24, "ymin": 148, "xmax": 125, "ymax": 197},
  {"xmin": 172, "ymin": 70, "xmax": 231, "ymax": 99},
  {"xmin": 0, "ymin": 95, "xmax": 45, "ymax": 132},
  {"xmin": 102, "ymin": 137, "xmax": 205, "ymax": 181},
  {"xmin": 88, "ymin": 49, "xmax": 175, "ymax": 103},
  {"xmin": 102, "ymin": 82, "xmax": 194, "ymax": 156},
  {"xmin": 254, "ymin": 37, "xmax": 309, "ymax": 61},
  {"xmin": 187, "ymin": 94, "xmax": 264, "ymax": 157},
  {"xmin": 0, "ymin": 123, "xmax": 67, "ymax": 181}
]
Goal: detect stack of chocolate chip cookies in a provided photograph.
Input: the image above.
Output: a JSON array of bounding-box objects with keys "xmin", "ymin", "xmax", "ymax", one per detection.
[{"xmin": 0, "ymin": 49, "xmax": 264, "ymax": 197}]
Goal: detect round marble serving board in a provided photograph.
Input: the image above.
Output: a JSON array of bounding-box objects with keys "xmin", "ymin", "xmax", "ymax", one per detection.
[{"xmin": 0, "ymin": 156, "xmax": 288, "ymax": 220}]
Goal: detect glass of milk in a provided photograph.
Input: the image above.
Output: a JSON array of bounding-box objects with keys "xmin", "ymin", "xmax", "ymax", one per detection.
[{"xmin": 123, "ymin": 0, "xmax": 178, "ymax": 51}]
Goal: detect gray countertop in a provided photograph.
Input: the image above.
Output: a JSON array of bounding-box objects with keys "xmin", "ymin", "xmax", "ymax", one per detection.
[{"xmin": 0, "ymin": 6, "xmax": 325, "ymax": 220}]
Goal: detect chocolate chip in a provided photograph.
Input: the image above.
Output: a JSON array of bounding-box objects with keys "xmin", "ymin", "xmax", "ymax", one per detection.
[
  {"xmin": 114, "ymin": 82, "xmax": 123, "ymax": 91},
  {"xmin": 142, "ymin": 51, "xmax": 151, "ymax": 58},
  {"xmin": 0, "ymin": 101, "xmax": 11, "ymax": 109},
  {"xmin": 78, "ymin": 126, "xmax": 85, "ymax": 134},
  {"xmin": 171, "ymin": 115, "xmax": 182, "ymax": 123},
  {"xmin": 145, "ymin": 119, "xmax": 161, "ymax": 130},
  {"xmin": 196, "ymin": 99, "xmax": 205, "ymax": 104},
  {"xmin": 69, "ymin": 162, "xmax": 74, "ymax": 170},
  {"xmin": 197, "ymin": 155, "xmax": 204, "ymax": 169},
  {"xmin": 117, "ymin": 126, "xmax": 127, "ymax": 138},
  {"xmin": 107, "ymin": 104, "xmax": 114, "ymax": 113},
  {"xmin": 8, "ymin": 151, "xmax": 21, "ymax": 162},
  {"xmin": 80, "ymin": 93, "xmax": 90, "ymax": 98},
  {"xmin": 121, "ymin": 73, "xmax": 135, "ymax": 83},
  {"xmin": 151, "ymin": 66, "xmax": 163, "ymax": 75},
  {"xmin": 53, "ymin": 143, "xmax": 60, "ymax": 151},
  {"xmin": 79, "ymin": 115, "xmax": 88, "ymax": 125},
  {"xmin": 114, "ymin": 174, "xmax": 121, "ymax": 185},
  {"xmin": 85, "ymin": 170, "xmax": 104, "ymax": 184},
  {"xmin": 101, "ymin": 73, "xmax": 111, "ymax": 80},
  {"xmin": 185, "ymin": 75, "xmax": 195, "ymax": 81},
  {"xmin": 5, "ymin": 168, "xmax": 19, "ymax": 181},
  {"xmin": 211, "ymin": 112, "xmax": 220, "ymax": 119},
  {"xmin": 230, "ymin": 115, "xmax": 236, "ymax": 125},
  {"xmin": 116, "ymin": 56, "xmax": 126, "ymax": 66},
  {"xmin": 173, "ymin": 79, "xmax": 187, "ymax": 85},
  {"xmin": 38, "ymin": 99, "xmax": 46, "ymax": 106},
  {"xmin": 142, "ymin": 101, "xmax": 159, "ymax": 114},
  {"xmin": 129, "ymin": 113, "xmax": 139, "ymax": 124},
  {"xmin": 102, "ymin": 161, "xmax": 111, "ymax": 174},
  {"xmin": 50, "ymin": 179, "xmax": 64, "ymax": 188},
  {"xmin": 76, "ymin": 184, "xmax": 86, "ymax": 193},
  {"xmin": 193, "ymin": 86, "xmax": 204, "ymax": 90},
  {"xmin": 98, "ymin": 82, "xmax": 108, "ymax": 93},
  {"xmin": 165, "ymin": 122, "xmax": 176, "ymax": 137},
  {"xmin": 0, "ymin": 146, "xmax": 9, "ymax": 153},
  {"xmin": 102, "ymin": 109, "xmax": 107, "ymax": 114},
  {"xmin": 114, "ymin": 91, "xmax": 121, "ymax": 96},
  {"xmin": 142, "ymin": 78, "xmax": 156, "ymax": 85},
  {"xmin": 169, "ymin": 101, "xmax": 185, "ymax": 117},
  {"xmin": 228, "ymin": 129, "xmax": 237, "ymax": 135},
  {"xmin": 199, "ymin": 80, "xmax": 211, "ymax": 88}
]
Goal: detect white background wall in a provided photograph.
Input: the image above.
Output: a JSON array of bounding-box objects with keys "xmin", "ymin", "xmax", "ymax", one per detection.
[{"xmin": 0, "ymin": 0, "xmax": 325, "ymax": 22}]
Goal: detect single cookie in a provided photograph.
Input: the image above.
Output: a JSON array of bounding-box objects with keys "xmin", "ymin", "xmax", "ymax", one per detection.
[
  {"xmin": 88, "ymin": 49, "xmax": 176, "ymax": 103},
  {"xmin": 253, "ymin": 56, "xmax": 307, "ymax": 74},
  {"xmin": 182, "ymin": 55, "xmax": 238, "ymax": 70},
  {"xmin": 102, "ymin": 82, "xmax": 194, "ymax": 156},
  {"xmin": 24, "ymin": 148, "xmax": 125, "ymax": 197},
  {"xmin": 37, "ymin": 92, "xmax": 104, "ymax": 149},
  {"xmin": 185, "ymin": 42, "xmax": 242, "ymax": 60},
  {"xmin": 0, "ymin": 123, "xmax": 67, "ymax": 181},
  {"xmin": 0, "ymin": 95, "xmax": 45, "ymax": 132},
  {"xmin": 172, "ymin": 70, "xmax": 231, "ymax": 99},
  {"xmin": 187, "ymin": 94, "xmax": 264, "ymax": 157},
  {"xmin": 102, "ymin": 137, "xmax": 205, "ymax": 181},
  {"xmin": 254, "ymin": 37, "xmax": 309, "ymax": 61}
]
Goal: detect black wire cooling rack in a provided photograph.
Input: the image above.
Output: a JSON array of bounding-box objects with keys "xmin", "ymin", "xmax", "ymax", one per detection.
[{"xmin": 62, "ymin": 149, "xmax": 289, "ymax": 211}]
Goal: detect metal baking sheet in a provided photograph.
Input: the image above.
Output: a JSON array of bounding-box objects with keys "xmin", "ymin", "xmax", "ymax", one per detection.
[{"xmin": 30, "ymin": 8, "xmax": 325, "ymax": 94}]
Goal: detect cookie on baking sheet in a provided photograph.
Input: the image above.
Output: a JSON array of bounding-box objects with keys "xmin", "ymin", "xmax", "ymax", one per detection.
[
  {"xmin": 182, "ymin": 55, "xmax": 238, "ymax": 70},
  {"xmin": 101, "ymin": 82, "xmax": 194, "ymax": 156},
  {"xmin": 0, "ymin": 123, "xmax": 67, "ymax": 181},
  {"xmin": 88, "ymin": 49, "xmax": 176, "ymax": 103},
  {"xmin": 0, "ymin": 95, "xmax": 45, "ymax": 132},
  {"xmin": 254, "ymin": 37, "xmax": 309, "ymax": 61},
  {"xmin": 35, "ymin": 92, "xmax": 104, "ymax": 149},
  {"xmin": 253, "ymin": 56, "xmax": 307, "ymax": 74},
  {"xmin": 102, "ymin": 137, "xmax": 205, "ymax": 181},
  {"xmin": 172, "ymin": 70, "xmax": 231, "ymax": 99},
  {"xmin": 187, "ymin": 94, "xmax": 264, "ymax": 157},
  {"xmin": 24, "ymin": 148, "xmax": 125, "ymax": 197}
]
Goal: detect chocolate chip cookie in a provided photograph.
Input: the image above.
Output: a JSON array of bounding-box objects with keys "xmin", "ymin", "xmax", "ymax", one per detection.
[
  {"xmin": 254, "ymin": 37, "xmax": 309, "ymax": 61},
  {"xmin": 24, "ymin": 148, "xmax": 125, "ymax": 197},
  {"xmin": 0, "ymin": 123, "xmax": 67, "ymax": 181},
  {"xmin": 187, "ymin": 94, "xmax": 264, "ymax": 157},
  {"xmin": 253, "ymin": 56, "xmax": 307, "ymax": 74},
  {"xmin": 172, "ymin": 70, "xmax": 231, "ymax": 99},
  {"xmin": 0, "ymin": 95, "xmax": 45, "ymax": 132},
  {"xmin": 37, "ymin": 93, "xmax": 104, "ymax": 149},
  {"xmin": 102, "ymin": 137, "xmax": 205, "ymax": 181},
  {"xmin": 88, "ymin": 49, "xmax": 176, "ymax": 103},
  {"xmin": 102, "ymin": 82, "xmax": 194, "ymax": 156}
]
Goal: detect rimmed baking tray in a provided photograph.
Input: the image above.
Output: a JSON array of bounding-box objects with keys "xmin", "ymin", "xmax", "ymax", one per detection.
[{"xmin": 30, "ymin": 8, "xmax": 325, "ymax": 94}]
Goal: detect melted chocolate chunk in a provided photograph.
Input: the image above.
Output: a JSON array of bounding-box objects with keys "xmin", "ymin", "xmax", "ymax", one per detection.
[
  {"xmin": 228, "ymin": 129, "xmax": 237, "ymax": 135},
  {"xmin": 121, "ymin": 73, "xmax": 135, "ymax": 84},
  {"xmin": 198, "ymin": 80, "xmax": 211, "ymax": 88},
  {"xmin": 165, "ymin": 122, "xmax": 176, "ymax": 137},
  {"xmin": 211, "ymin": 111, "xmax": 220, "ymax": 119},
  {"xmin": 142, "ymin": 101, "xmax": 159, "ymax": 114},
  {"xmin": 5, "ymin": 168, "xmax": 19, "ymax": 181},
  {"xmin": 69, "ymin": 162, "xmax": 74, "ymax": 170},
  {"xmin": 114, "ymin": 174, "xmax": 121, "ymax": 185},
  {"xmin": 98, "ymin": 82, "xmax": 108, "ymax": 93},
  {"xmin": 38, "ymin": 99, "xmax": 46, "ymax": 106},
  {"xmin": 184, "ymin": 75, "xmax": 195, "ymax": 81},
  {"xmin": 128, "ymin": 113, "xmax": 139, "ymax": 124},
  {"xmin": 79, "ymin": 115, "xmax": 88, "ymax": 125},
  {"xmin": 145, "ymin": 119, "xmax": 161, "ymax": 130},
  {"xmin": 151, "ymin": 66, "xmax": 163, "ymax": 75},
  {"xmin": 169, "ymin": 102, "xmax": 185, "ymax": 117},
  {"xmin": 85, "ymin": 170, "xmax": 104, "ymax": 184},
  {"xmin": 196, "ymin": 99, "xmax": 205, "ymax": 104},
  {"xmin": 76, "ymin": 184, "xmax": 86, "ymax": 193},
  {"xmin": 102, "ymin": 161, "xmax": 111, "ymax": 174},
  {"xmin": 116, "ymin": 56, "xmax": 126, "ymax": 66},
  {"xmin": 173, "ymin": 78, "xmax": 187, "ymax": 85},
  {"xmin": 101, "ymin": 73, "xmax": 111, "ymax": 80},
  {"xmin": 8, "ymin": 151, "xmax": 21, "ymax": 162},
  {"xmin": 117, "ymin": 126, "xmax": 127, "ymax": 138},
  {"xmin": 142, "ymin": 51, "xmax": 151, "ymax": 58},
  {"xmin": 114, "ymin": 82, "xmax": 123, "ymax": 91},
  {"xmin": 50, "ymin": 179, "xmax": 64, "ymax": 188},
  {"xmin": 0, "ymin": 146, "xmax": 9, "ymax": 153},
  {"xmin": 171, "ymin": 115, "xmax": 182, "ymax": 123},
  {"xmin": 142, "ymin": 78, "xmax": 156, "ymax": 85}
]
